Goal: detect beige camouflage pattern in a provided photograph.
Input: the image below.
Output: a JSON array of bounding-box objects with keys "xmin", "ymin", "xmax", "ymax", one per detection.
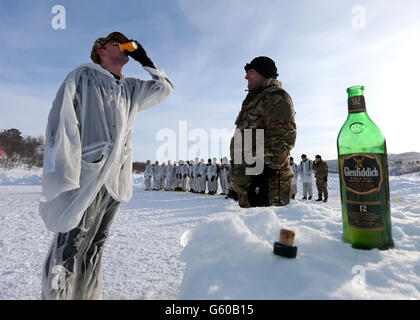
[
  {"xmin": 313, "ymin": 159, "xmax": 329, "ymax": 199},
  {"xmin": 229, "ymin": 79, "xmax": 297, "ymax": 207}
]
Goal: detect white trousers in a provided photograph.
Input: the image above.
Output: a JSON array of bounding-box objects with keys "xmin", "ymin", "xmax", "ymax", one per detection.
[
  {"xmin": 154, "ymin": 176, "xmax": 161, "ymax": 190},
  {"xmin": 302, "ymin": 182, "xmax": 313, "ymax": 198},
  {"xmin": 144, "ymin": 176, "xmax": 152, "ymax": 190}
]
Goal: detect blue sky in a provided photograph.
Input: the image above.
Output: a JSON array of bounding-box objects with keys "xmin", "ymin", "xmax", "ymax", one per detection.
[{"xmin": 1, "ymin": 0, "xmax": 419, "ymax": 162}]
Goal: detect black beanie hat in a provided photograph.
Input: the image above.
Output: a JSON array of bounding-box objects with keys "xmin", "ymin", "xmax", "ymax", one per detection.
[{"xmin": 244, "ymin": 56, "xmax": 279, "ymax": 79}]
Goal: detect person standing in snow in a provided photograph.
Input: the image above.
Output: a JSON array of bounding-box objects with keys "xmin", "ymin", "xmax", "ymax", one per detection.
[
  {"xmin": 299, "ymin": 154, "xmax": 313, "ymax": 200},
  {"xmin": 175, "ymin": 160, "xmax": 182, "ymax": 191},
  {"xmin": 165, "ymin": 160, "xmax": 173, "ymax": 191},
  {"xmin": 144, "ymin": 160, "xmax": 154, "ymax": 190},
  {"xmin": 195, "ymin": 159, "xmax": 202, "ymax": 193},
  {"xmin": 290, "ymin": 157, "xmax": 298, "ymax": 199},
  {"xmin": 160, "ymin": 162, "xmax": 166, "ymax": 190},
  {"xmin": 312, "ymin": 154, "xmax": 328, "ymax": 202},
  {"xmin": 193, "ymin": 157, "xmax": 200, "ymax": 193},
  {"xmin": 192, "ymin": 157, "xmax": 199, "ymax": 193},
  {"xmin": 219, "ymin": 156, "xmax": 231, "ymax": 195},
  {"xmin": 39, "ymin": 31, "xmax": 173, "ymax": 300},
  {"xmin": 229, "ymin": 56, "xmax": 296, "ymax": 207},
  {"xmin": 153, "ymin": 161, "xmax": 161, "ymax": 190},
  {"xmin": 210, "ymin": 158, "xmax": 219, "ymax": 194},
  {"xmin": 205, "ymin": 158, "xmax": 216, "ymax": 195},
  {"xmin": 171, "ymin": 161, "xmax": 178, "ymax": 190},
  {"xmin": 180, "ymin": 160, "xmax": 190, "ymax": 191},
  {"xmin": 189, "ymin": 160, "xmax": 195, "ymax": 192},
  {"xmin": 198, "ymin": 158, "xmax": 207, "ymax": 194}
]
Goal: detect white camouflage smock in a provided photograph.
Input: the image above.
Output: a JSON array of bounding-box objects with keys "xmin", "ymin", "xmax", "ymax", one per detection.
[{"xmin": 39, "ymin": 62, "xmax": 173, "ymax": 232}]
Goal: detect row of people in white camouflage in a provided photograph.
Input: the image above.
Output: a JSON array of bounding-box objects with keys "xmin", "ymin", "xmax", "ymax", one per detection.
[{"xmin": 143, "ymin": 156, "xmax": 232, "ymax": 195}]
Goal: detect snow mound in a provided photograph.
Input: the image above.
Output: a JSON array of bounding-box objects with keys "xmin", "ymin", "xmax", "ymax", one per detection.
[
  {"xmin": 179, "ymin": 201, "xmax": 420, "ymax": 300},
  {"xmin": 0, "ymin": 168, "xmax": 42, "ymax": 186},
  {"xmin": 132, "ymin": 174, "xmax": 145, "ymax": 190}
]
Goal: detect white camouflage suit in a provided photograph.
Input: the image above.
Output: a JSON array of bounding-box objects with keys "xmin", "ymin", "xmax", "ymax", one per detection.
[
  {"xmin": 171, "ymin": 162, "xmax": 178, "ymax": 190},
  {"xmin": 144, "ymin": 162, "xmax": 154, "ymax": 190},
  {"xmin": 165, "ymin": 161, "xmax": 173, "ymax": 190},
  {"xmin": 153, "ymin": 162, "xmax": 161, "ymax": 190},
  {"xmin": 189, "ymin": 160, "xmax": 196, "ymax": 192},
  {"xmin": 179, "ymin": 161, "xmax": 190, "ymax": 191},
  {"xmin": 160, "ymin": 163, "xmax": 166, "ymax": 190},
  {"xmin": 299, "ymin": 159, "xmax": 313, "ymax": 198},
  {"xmin": 198, "ymin": 159, "xmax": 207, "ymax": 193},
  {"xmin": 192, "ymin": 157, "xmax": 200, "ymax": 192},
  {"xmin": 40, "ymin": 59, "xmax": 173, "ymax": 300},
  {"xmin": 206, "ymin": 159, "xmax": 218, "ymax": 194},
  {"xmin": 175, "ymin": 162, "xmax": 182, "ymax": 190},
  {"xmin": 218, "ymin": 157, "xmax": 231, "ymax": 195}
]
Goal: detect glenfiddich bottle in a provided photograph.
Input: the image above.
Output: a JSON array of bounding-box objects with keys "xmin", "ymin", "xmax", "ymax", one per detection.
[{"xmin": 337, "ymin": 85, "xmax": 394, "ymax": 250}]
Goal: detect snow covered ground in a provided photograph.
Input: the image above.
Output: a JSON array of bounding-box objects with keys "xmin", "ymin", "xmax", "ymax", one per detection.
[{"xmin": 0, "ymin": 168, "xmax": 419, "ymax": 300}]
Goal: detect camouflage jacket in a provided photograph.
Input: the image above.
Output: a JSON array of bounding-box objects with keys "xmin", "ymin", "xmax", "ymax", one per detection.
[
  {"xmin": 312, "ymin": 160, "xmax": 329, "ymax": 179},
  {"xmin": 230, "ymin": 79, "xmax": 296, "ymax": 170}
]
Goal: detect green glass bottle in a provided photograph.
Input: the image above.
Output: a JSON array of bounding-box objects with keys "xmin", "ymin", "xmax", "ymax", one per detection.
[{"xmin": 337, "ymin": 85, "xmax": 394, "ymax": 250}]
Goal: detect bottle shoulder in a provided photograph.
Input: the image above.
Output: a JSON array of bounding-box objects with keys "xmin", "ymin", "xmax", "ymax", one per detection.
[{"xmin": 337, "ymin": 112, "xmax": 386, "ymax": 154}]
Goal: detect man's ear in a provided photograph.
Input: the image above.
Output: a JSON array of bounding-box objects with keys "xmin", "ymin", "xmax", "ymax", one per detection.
[{"xmin": 97, "ymin": 48, "xmax": 105, "ymax": 58}]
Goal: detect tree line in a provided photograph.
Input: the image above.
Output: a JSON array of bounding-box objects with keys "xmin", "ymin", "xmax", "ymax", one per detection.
[
  {"xmin": 0, "ymin": 128, "xmax": 147, "ymax": 172},
  {"xmin": 0, "ymin": 128, "xmax": 44, "ymax": 169}
]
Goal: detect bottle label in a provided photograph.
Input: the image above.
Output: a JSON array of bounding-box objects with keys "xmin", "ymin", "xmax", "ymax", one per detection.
[
  {"xmin": 341, "ymin": 153, "xmax": 383, "ymax": 195},
  {"xmin": 348, "ymin": 95, "xmax": 366, "ymax": 113},
  {"xmin": 346, "ymin": 200, "xmax": 384, "ymax": 231},
  {"xmin": 340, "ymin": 153, "xmax": 385, "ymax": 231}
]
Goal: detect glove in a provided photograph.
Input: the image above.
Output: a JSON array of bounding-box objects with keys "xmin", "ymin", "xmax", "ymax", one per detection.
[
  {"xmin": 126, "ymin": 40, "xmax": 155, "ymax": 68},
  {"xmin": 211, "ymin": 177, "xmax": 215, "ymax": 182},
  {"xmin": 324, "ymin": 177, "xmax": 328, "ymax": 182},
  {"xmin": 263, "ymin": 166, "xmax": 275, "ymax": 177},
  {"xmin": 183, "ymin": 174, "xmax": 187, "ymax": 179},
  {"xmin": 206, "ymin": 177, "xmax": 208, "ymax": 181},
  {"xmin": 197, "ymin": 174, "xmax": 201, "ymax": 178}
]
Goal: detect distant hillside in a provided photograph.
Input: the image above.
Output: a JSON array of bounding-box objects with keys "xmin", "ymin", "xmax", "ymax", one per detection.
[{"xmin": 325, "ymin": 152, "xmax": 420, "ymax": 176}]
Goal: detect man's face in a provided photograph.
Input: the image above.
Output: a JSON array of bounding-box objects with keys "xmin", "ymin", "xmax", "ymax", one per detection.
[
  {"xmin": 100, "ymin": 41, "xmax": 129, "ymax": 65},
  {"xmin": 245, "ymin": 69, "xmax": 267, "ymax": 90},
  {"xmin": 301, "ymin": 156, "xmax": 307, "ymax": 162}
]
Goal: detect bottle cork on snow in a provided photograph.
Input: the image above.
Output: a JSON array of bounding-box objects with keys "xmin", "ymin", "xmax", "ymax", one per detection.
[
  {"xmin": 273, "ymin": 228, "xmax": 297, "ymax": 258},
  {"xmin": 279, "ymin": 229, "xmax": 295, "ymax": 247}
]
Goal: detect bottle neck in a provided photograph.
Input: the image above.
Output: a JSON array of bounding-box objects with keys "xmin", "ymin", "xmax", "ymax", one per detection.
[{"xmin": 347, "ymin": 95, "xmax": 367, "ymax": 114}]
